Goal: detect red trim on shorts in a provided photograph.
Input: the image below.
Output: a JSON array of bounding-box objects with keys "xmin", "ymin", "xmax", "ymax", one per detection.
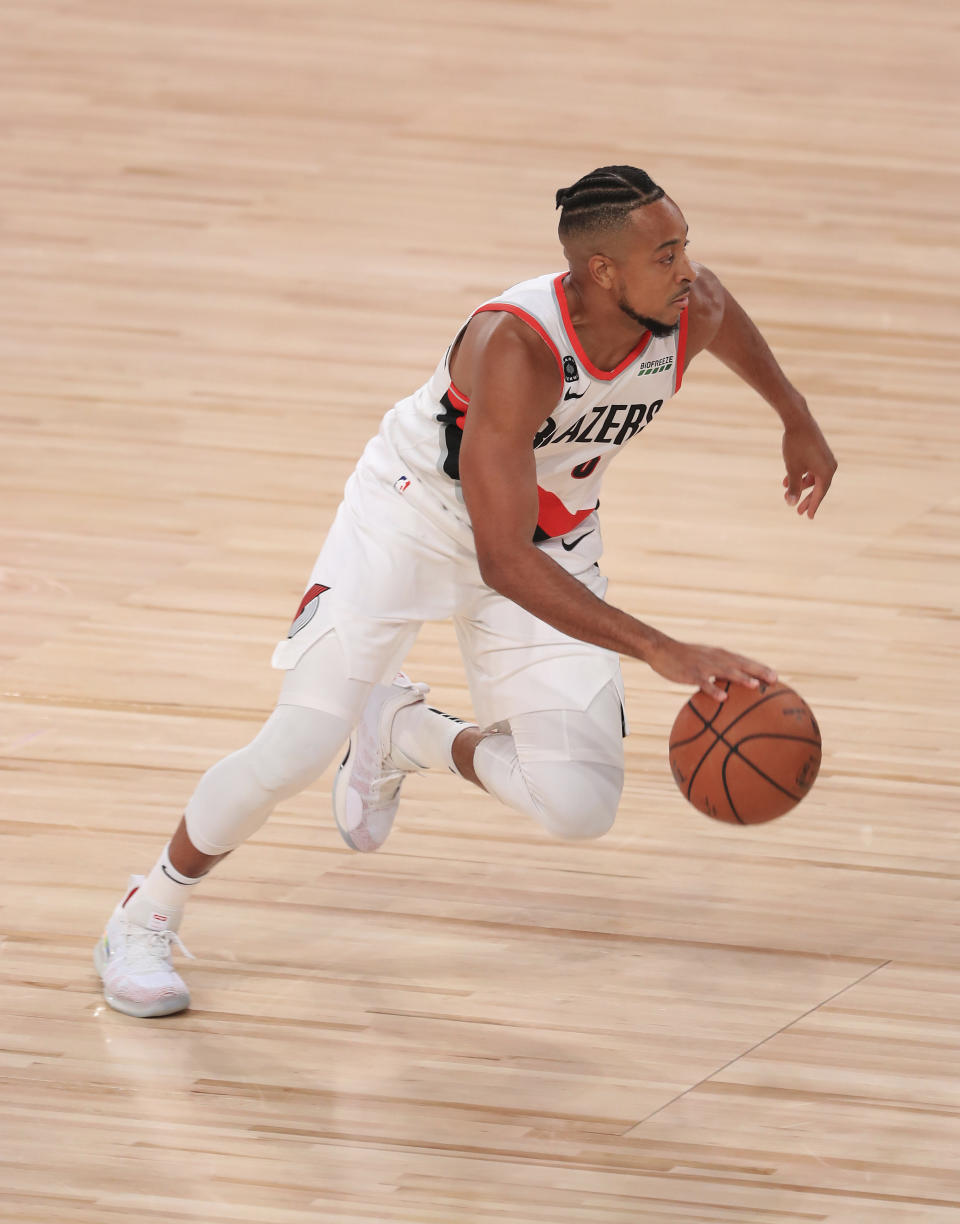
[
  {"xmin": 553, "ymin": 274, "xmax": 651, "ymax": 380},
  {"xmin": 536, "ymin": 487, "xmax": 596, "ymax": 538},
  {"xmin": 122, "ymin": 885, "xmax": 139, "ymax": 908},
  {"xmin": 472, "ymin": 303, "xmax": 565, "ymax": 376},
  {"xmin": 675, "ymin": 306, "xmax": 688, "ymax": 392}
]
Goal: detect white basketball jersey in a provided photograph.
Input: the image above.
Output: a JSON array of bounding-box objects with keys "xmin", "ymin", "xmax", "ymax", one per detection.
[{"xmin": 375, "ymin": 272, "xmax": 688, "ymax": 541}]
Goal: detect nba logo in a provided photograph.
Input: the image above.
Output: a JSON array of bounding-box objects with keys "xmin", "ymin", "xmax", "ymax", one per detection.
[{"xmin": 394, "ymin": 475, "xmax": 412, "ymax": 494}]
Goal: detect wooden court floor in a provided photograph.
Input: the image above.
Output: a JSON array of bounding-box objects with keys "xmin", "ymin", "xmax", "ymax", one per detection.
[{"xmin": 2, "ymin": 2, "xmax": 959, "ymax": 1221}]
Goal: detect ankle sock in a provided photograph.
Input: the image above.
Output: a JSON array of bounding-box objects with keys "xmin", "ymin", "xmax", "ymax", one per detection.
[
  {"xmin": 123, "ymin": 842, "xmax": 206, "ymax": 931},
  {"xmin": 390, "ymin": 702, "xmax": 477, "ymax": 774}
]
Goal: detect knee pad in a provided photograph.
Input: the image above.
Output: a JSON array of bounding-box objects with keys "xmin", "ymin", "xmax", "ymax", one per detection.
[
  {"xmin": 510, "ymin": 680, "xmax": 624, "ymax": 838},
  {"xmin": 525, "ymin": 759, "xmax": 623, "ymax": 840},
  {"xmin": 248, "ymin": 705, "xmax": 346, "ymax": 795},
  {"xmin": 473, "ymin": 681, "xmax": 625, "ymax": 841},
  {"xmin": 185, "ymin": 704, "xmax": 352, "ymax": 855}
]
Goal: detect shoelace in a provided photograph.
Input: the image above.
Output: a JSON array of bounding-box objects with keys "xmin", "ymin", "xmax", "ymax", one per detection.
[
  {"xmin": 124, "ymin": 924, "xmax": 195, "ymax": 974},
  {"xmin": 368, "ymin": 767, "xmax": 405, "ymax": 811}
]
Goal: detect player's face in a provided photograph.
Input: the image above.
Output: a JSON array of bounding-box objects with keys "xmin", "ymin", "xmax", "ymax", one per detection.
[{"xmin": 609, "ymin": 198, "xmax": 696, "ymax": 337}]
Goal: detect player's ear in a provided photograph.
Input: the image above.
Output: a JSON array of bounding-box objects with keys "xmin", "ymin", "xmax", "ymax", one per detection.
[{"xmin": 587, "ymin": 252, "xmax": 615, "ymax": 290}]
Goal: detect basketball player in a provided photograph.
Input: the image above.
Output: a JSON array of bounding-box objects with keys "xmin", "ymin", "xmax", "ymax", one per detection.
[{"xmin": 95, "ymin": 166, "xmax": 837, "ymax": 1017}]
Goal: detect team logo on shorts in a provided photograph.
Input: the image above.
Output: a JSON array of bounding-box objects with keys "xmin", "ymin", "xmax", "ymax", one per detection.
[
  {"xmin": 563, "ymin": 355, "xmax": 579, "ymax": 382},
  {"xmin": 288, "ymin": 583, "xmax": 329, "ymax": 638}
]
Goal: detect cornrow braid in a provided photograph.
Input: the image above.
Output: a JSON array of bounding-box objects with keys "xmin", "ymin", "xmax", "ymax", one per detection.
[{"xmin": 555, "ymin": 165, "xmax": 664, "ymax": 238}]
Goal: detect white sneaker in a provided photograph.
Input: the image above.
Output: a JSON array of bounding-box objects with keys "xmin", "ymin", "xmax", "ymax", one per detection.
[
  {"xmin": 333, "ymin": 673, "xmax": 430, "ymax": 852},
  {"xmin": 93, "ymin": 876, "xmax": 193, "ymax": 1017}
]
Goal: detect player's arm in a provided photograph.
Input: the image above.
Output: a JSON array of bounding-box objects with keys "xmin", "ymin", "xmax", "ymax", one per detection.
[
  {"xmin": 685, "ymin": 264, "xmax": 838, "ymax": 519},
  {"xmin": 454, "ymin": 313, "xmax": 776, "ymax": 701}
]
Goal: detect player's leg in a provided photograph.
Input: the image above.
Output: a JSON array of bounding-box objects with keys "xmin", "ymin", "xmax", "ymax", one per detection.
[
  {"xmin": 453, "ymin": 531, "xmax": 627, "ymax": 838},
  {"xmin": 469, "ymin": 681, "xmax": 625, "ymax": 839},
  {"xmin": 333, "ymin": 519, "xmax": 628, "ymax": 848},
  {"xmin": 377, "ymin": 682, "xmax": 624, "ymax": 840},
  {"xmin": 94, "ymin": 628, "xmax": 393, "ymax": 1018},
  {"xmin": 335, "ymin": 644, "xmax": 626, "ymax": 849},
  {"xmin": 332, "ymin": 670, "xmax": 624, "ymax": 847},
  {"xmin": 95, "ymin": 439, "xmax": 448, "ymax": 1015}
]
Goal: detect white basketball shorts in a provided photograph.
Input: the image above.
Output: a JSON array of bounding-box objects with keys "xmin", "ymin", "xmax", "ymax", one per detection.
[{"xmin": 271, "ymin": 434, "xmax": 626, "ymax": 730}]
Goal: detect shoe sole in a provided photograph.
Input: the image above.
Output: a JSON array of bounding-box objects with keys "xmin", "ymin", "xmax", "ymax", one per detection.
[
  {"xmin": 93, "ymin": 939, "xmax": 191, "ymax": 1019},
  {"xmin": 332, "ymin": 739, "xmax": 372, "ymax": 852}
]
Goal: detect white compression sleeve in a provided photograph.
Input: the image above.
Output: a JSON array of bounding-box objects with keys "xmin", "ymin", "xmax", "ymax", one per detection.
[
  {"xmin": 473, "ymin": 732, "xmax": 624, "ymax": 840},
  {"xmin": 472, "ymin": 681, "xmax": 625, "ymax": 840},
  {"xmin": 183, "ymin": 627, "xmax": 380, "ymax": 855},
  {"xmin": 184, "ymin": 704, "xmax": 354, "ymax": 855}
]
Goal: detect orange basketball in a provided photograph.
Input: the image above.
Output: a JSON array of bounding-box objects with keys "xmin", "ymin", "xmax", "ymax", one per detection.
[{"xmin": 669, "ymin": 680, "xmax": 822, "ymax": 824}]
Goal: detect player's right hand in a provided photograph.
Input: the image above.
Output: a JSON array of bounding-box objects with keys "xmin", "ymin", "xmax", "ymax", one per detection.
[{"xmin": 645, "ymin": 636, "xmax": 778, "ymax": 702}]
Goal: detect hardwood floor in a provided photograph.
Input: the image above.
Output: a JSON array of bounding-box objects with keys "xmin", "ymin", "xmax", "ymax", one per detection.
[{"xmin": 2, "ymin": 2, "xmax": 959, "ymax": 1220}]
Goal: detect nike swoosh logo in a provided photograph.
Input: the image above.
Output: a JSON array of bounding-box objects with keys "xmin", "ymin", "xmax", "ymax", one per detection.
[
  {"xmin": 561, "ymin": 530, "xmax": 594, "ymax": 551},
  {"xmin": 161, "ymin": 863, "xmax": 206, "ymax": 884},
  {"xmin": 564, "ymin": 388, "xmax": 586, "ymax": 400}
]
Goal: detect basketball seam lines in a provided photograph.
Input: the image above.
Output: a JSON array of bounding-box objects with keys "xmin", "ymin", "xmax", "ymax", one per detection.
[
  {"xmin": 736, "ymin": 732, "xmax": 820, "ymax": 746},
  {"xmin": 678, "ymin": 687, "xmax": 819, "ymax": 817},
  {"xmin": 720, "ymin": 754, "xmax": 746, "ymax": 825},
  {"xmin": 669, "ymin": 690, "xmax": 729, "ymax": 750},
  {"xmin": 679, "ymin": 681, "xmax": 731, "ymax": 799},
  {"xmin": 669, "ymin": 726, "xmax": 710, "ymax": 750},
  {"xmin": 674, "ymin": 684, "xmax": 730, "ymax": 743},
  {"xmin": 720, "ymin": 737, "xmax": 802, "ymax": 803},
  {"xmin": 733, "ymin": 733, "xmax": 821, "ymax": 801},
  {"xmin": 687, "ymin": 686, "xmax": 790, "ymax": 740}
]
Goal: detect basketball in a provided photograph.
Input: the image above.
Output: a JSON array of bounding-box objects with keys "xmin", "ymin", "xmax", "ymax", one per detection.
[{"xmin": 669, "ymin": 680, "xmax": 822, "ymax": 824}]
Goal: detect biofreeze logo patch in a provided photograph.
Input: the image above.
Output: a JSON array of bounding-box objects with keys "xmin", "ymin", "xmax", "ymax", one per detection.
[{"xmin": 636, "ymin": 356, "xmax": 674, "ymax": 376}]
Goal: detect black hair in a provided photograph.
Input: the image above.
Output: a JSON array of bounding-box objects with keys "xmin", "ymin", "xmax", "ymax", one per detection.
[{"xmin": 555, "ymin": 165, "xmax": 665, "ymax": 239}]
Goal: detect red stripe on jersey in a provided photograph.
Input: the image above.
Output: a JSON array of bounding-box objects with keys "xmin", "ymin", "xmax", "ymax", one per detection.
[
  {"xmin": 122, "ymin": 885, "xmax": 139, "ymax": 908},
  {"xmin": 675, "ymin": 306, "xmax": 689, "ymax": 392},
  {"xmin": 472, "ymin": 303, "xmax": 565, "ymax": 376},
  {"xmin": 536, "ymin": 487, "xmax": 596, "ymax": 539},
  {"xmin": 554, "ymin": 274, "xmax": 651, "ymax": 380},
  {"xmin": 447, "ymin": 381, "xmax": 469, "ymax": 410},
  {"xmin": 441, "ymin": 386, "xmax": 468, "ymax": 431}
]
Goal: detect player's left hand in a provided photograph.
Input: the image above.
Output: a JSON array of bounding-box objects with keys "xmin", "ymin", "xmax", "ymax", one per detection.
[{"xmin": 782, "ymin": 417, "xmax": 837, "ymax": 519}]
